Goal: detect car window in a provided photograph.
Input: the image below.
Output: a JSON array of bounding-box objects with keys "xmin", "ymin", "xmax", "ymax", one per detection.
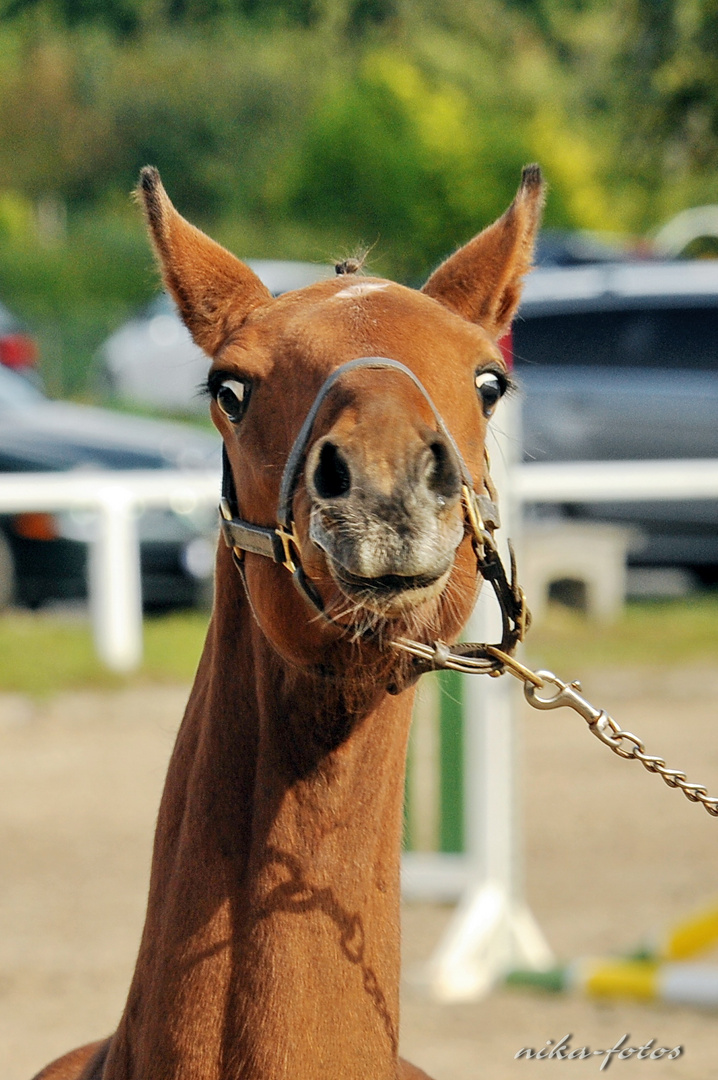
[
  {"xmin": 0, "ymin": 364, "xmax": 46, "ymax": 409},
  {"xmin": 513, "ymin": 306, "xmax": 718, "ymax": 370}
]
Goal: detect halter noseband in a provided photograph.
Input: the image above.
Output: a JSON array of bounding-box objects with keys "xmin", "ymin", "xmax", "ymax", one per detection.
[{"xmin": 218, "ymin": 356, "xmax": 528, "ymax": 662}]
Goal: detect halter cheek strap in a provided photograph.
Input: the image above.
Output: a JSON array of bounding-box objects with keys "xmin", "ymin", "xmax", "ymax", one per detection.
[
  {"xmin": 218, "ymin": 356, "xmax": 528, "ymax": 657},
  {"xmin": 220, "ymin": 443, "xmax": 327, "ymax": 615}
]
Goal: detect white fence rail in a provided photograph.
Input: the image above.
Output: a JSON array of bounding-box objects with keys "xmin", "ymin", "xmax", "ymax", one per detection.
[
  {"xmin": 1, "ymin": 459, "xmax": 717, "ymax": 670},
  {"xmin": 514, "ymin": 458, "xmax": 718, "ymax": 502},
  {"xmin": 0, "ymin": 470, "xmax": 220, "ymax": 671}
]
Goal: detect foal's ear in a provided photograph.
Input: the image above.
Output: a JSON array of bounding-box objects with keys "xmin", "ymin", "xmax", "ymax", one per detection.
[
  {"xmin": 137, "ymin": 167, "xmax": 272, "ymax": 356},
  {"xmin": 421, "ymin": 165, "xmax": 545, "ymax": 339}
]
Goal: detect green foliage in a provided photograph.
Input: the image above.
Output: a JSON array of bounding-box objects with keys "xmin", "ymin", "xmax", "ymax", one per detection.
[
  {"xmin": 283, "ymin": 50, "xmax": 532, "ymax": 279},
  {"xmin": 1, "ymin": 0, "xmax": 325, "ymax": 35},
  {"xmin": 0, "ymin": 22, "xmax": 322, "ymax": 212},
  {"xmin": 504, "ymin": 0, "xmax": 718, "ymax": 229},
  {"xmin": 0, "ymin": 2, "xmax": 717, "ymax": 394},
  {"xmin": 0, "ymin": 20, "xmax": 330, "ymax": 392},
  {"xmin": 0, "ymin": 209, "xmax": 153, "ymax": 394}
]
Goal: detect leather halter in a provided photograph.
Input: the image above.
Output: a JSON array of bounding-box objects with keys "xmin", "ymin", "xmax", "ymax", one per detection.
[{"xmin": 218, "ymin": 355, "xmax": 528, "ymax": 658}]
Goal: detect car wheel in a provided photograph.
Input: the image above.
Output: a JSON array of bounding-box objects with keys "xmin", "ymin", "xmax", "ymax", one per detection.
[{"xmin": 0, "ymin": 528, "xmax": 15, "ymax": 610}]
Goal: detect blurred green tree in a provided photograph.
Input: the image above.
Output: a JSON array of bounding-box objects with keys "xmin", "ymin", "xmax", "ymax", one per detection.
[
  {"xmin": 1, "ymin": 0, "xmax": 324, "ymax": 34},
  {"xmin": 283, "ymin": 49, "xmax": 533, "ymax": 278},
  {"xmin": 0, "ymin": 0, "xmax": 717, "ymax": 395}
]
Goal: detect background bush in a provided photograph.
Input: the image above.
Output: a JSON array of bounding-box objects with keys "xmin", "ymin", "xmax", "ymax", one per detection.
[{"xmin": 0, "ymin": 0, "xmax": 716, "ymax": 394}]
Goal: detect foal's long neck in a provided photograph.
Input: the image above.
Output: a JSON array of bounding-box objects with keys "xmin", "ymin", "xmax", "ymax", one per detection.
[{"xmin": 105, "ymin": 558, "xmax": 415, "ymax": 1080}]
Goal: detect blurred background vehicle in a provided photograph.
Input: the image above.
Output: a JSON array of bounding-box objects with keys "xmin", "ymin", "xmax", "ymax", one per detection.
[
  {"xmin": 514, "ymin": 258, "xmax": 718, "ymax": 589},
  {"xmin": 0, "ymin": 364, "xmax": 219, "ymax": 611},
  {"xmin": 98, "ymin": 261, "xmax": 334, "ymax": 414},
  {"xmin": 0, "ymin": 299, "xmax": 40, "ymax": 382},
  {"xmin": 533, "ymin": 227, "xmax": 639, "ymax": 267}
]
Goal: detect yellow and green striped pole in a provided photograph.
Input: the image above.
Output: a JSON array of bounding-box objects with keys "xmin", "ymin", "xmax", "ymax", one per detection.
[{"xmin": 508, "ymin": 956, "xmax": 718, "ymax": 1007}]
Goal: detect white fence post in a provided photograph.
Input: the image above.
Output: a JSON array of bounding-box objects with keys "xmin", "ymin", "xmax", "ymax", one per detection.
[
  {"xmin": 420, "ymin": 398, "xmax": 553, "ymax": 1001},
  {"xmin": 0, "ymin": 470, "xmax": 222, "ymax": 671},
  {"xmin": 88, "ymin": 486, "xmax": 144, "ymax": 674}
]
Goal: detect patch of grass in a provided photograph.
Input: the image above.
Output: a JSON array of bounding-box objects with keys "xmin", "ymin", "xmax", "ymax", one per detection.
[
  {"xmin": 143, "ymin": 611, "xmax": 209, "ymax": 682},
  {"xmin": 525, "ymin": 595, "xmax": 718, "ymax": 673},
  {"xmin": 0, "ymin": 610, "xmax": 209, "ymax": 697},
  {"xmin": 0, "ymin": 596, "xmax": 716, "ymax": 699}
]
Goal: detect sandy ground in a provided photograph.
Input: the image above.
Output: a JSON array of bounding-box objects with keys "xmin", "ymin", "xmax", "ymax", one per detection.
[{"xmin": 2, "ymin": 667, "xmax": 718, "ymax": 1080}]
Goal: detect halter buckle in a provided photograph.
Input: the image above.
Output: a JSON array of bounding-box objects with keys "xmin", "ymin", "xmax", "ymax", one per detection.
[
  {"xmin": 275, "ymin": 521, "xmax": 302, "ymax": 574},
  {"xmin": 218, "ymin": 498, "xmax": 246, "ymax": 563}
]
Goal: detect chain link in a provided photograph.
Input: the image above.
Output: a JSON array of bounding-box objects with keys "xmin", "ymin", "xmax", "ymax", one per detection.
[
  {"xmin": 594, "ymin": 719, "xmax": 718, "ymax": 816},
  {"xmin": 519, "ymin": 668, "xmax": 718, "ymax": 818},
  {"xmin": 392, "ymin": 637, "xmax": 718, "ymax": 819}
]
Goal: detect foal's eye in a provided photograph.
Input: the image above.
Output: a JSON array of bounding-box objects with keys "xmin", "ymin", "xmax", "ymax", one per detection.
[
  {"xmin": 215, "ymin": 379, "xmax": 250, "ymax": 423},
  {"xmin": 474, "ymin": 370, "xmax": 506, "ymax": 418}
]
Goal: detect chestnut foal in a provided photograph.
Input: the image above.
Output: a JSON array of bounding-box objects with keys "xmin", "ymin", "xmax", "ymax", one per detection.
[{"xmin": 34, "ymin": 164, "xmax": 544, "ymax": 1080}]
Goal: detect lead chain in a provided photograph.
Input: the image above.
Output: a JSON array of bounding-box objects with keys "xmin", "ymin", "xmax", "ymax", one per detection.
[
  {"xmin": 392, "ymin": 637, "xmax": 718, "ymax": 819},
  {"xmin": 587, "ymin": 709, "xmax": 718, "ymax": 816}
]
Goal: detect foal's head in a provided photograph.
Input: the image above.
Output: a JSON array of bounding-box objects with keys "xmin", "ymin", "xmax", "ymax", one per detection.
[{"xmin": 139, "ymin": 166, "xmax": 543, "ymax": 676}]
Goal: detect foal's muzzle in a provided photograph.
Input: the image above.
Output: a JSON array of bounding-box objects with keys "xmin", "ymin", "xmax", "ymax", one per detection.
[{"xmin": 305, "ymin": 419, "xmax": 465, "ymax": 598}]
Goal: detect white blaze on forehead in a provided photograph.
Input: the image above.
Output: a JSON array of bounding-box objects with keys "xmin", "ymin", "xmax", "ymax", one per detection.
[{"xmin": 333, "ymin": 281, "xmax": 390, "ymax": 300}]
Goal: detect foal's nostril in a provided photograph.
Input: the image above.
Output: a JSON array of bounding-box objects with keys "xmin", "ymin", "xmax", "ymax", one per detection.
[
  {"xmin": 427, "ymin": 438, "xmax": 461, "ymax": 502},
  {"xmin": 313, "ymin": 441, "xmax": 352, "ymax": 499}
]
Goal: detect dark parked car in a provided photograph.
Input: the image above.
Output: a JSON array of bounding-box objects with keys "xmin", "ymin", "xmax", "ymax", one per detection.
[
  {"xmin": 0, "ymin": 365, "xmax": 220, "ymax": 609},
  {"xmin": 514, "ymin": 259, "xmax": 718, "ymax": 582}
]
